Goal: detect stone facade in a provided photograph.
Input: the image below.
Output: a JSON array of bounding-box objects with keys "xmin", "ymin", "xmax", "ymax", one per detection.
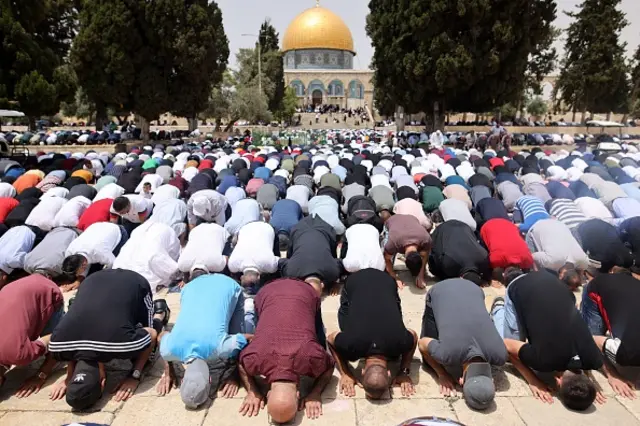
[
  {"xmin": 284, "ymin": 49, "xmax": 354, "ymax": 70},
  {"xmin": 284, "ymin": 69, "xmax": 374, "ymax": 109}
]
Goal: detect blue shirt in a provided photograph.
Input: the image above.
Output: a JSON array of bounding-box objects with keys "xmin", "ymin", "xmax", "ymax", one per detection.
[
  {"xmin": 160, "ymin": 274, "xmax": 247, "ymax": 362},
  {"xmin": 270, "ymin": 199, "xmax": 303, "ymax": 234}
]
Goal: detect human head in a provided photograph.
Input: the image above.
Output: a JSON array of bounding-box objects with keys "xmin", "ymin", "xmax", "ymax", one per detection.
[
  {"xmin": 405, "ymin": 250, "xmax": 423, "ymax": 277},
  {"xmin": 143, "ymin": 182, "xmax": 152, "ymax": 193},
  {"xmin": 462, "ymin": 361, "xmax": 495, "ymax": 410},
  {"xmin": 558, "ymin": 371, "xmax": 596, "ymax": 411},
  {"xmin": 277, "ymin": 232, "xmax": 290, "ymax": 252},
  {"xmin": 180, "ymin": 358, "xmax": 211, "ymax": 409},
  {"xmin": 61, "ymin": 254, "xmax": 89, "ymax": 282},
  {"xmin": 379, "ymin": 209, "xmax": 391, "ymax": 222},
  {"xmin": 558, "ymin": 262, "xmax": 581, "ymax": 291},
  {"xmin": 362, "ymin": 363, "xmax": 389, "ymax": 399},
  {"xmin": 240, "ymin": 268, "xmax": 260, "ymax": 288},
  {"xmin": 462, "ymin": 270, "xmax": 483, "ymax": 286},
  {"xmin": 189, "ymin": 265, "xmax": 209, "ymax": 282},
  {"xmin": 267, "ymin": 381, "xmax": 298, "ymax": 423},
  {"xmin": 503, "ymin": 266, "xmax": 524, "ymax": 287},
  {"xmin": 491, "ymin": 268, "xmax": 505, "ymax": 284},
  {"xmin": 112, "ymin": 196, "xmax": 131, "ymax": 215},
  {"xmin": 304, "ymin": 275, "xmax": 324, "ymax": 296},
  {"xmin": 66, "ymin": 360, "xmax": 106, "ymax": 410}
]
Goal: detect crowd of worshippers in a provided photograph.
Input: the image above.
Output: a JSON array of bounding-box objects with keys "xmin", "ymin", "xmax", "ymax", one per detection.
[{"xmin": 1, "ymin": 142, "xmax": 640, "ymax": 421}]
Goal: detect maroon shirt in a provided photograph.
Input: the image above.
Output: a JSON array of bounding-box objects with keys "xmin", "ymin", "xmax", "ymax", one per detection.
[
  {"xmin": 239, "ymin": 278, "xmax": 333, "ymax": 383},
  {"xmin": 0, "ymin": 274, "xmax": 63, "ymax": 366}
]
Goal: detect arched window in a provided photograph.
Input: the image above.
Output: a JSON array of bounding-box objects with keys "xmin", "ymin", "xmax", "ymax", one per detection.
[
  {"xmin": 348, "ymin": 80, "xmax": 364, "ymax": 99},
  {"xmin": 308, "ymin": 79, "xmax": 326, "ymax": 95},
  {"xmin": 328, "ymin": 80, "xmax": 344, "ymax": 97},
  {"xmin": 289, "ymin": 80, "xmax": 305, "ymax": 97}
]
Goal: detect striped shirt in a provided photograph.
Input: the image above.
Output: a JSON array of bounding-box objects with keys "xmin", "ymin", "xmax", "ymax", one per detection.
[
  {"xmin": 547, "ymin": 199, "xmax": 587, "ymax": 230},
  {"xmin": 515, "ymin": 196, "xmax": 549, "ymax": 221}
]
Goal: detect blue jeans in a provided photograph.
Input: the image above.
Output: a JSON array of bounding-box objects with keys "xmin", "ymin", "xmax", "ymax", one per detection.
[
  {"xmin": 581, "ymin": 285, "xmax": 606, "ymax": 335},
  {"xmin": 491, "ymin": 288, "xmax": 523, "ymax": 340}
]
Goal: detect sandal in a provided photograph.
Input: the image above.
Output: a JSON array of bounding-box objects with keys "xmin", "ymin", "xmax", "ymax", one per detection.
[
  {"xmin": 154, "ymin": 299, "xmax": 171, "ymax": 326},
  {"xmin": 490, "ymin": 296, "xmax": 505, "ymax": 314}
]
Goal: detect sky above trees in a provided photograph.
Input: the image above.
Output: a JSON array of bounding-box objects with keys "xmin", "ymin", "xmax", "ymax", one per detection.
[{"xmin": 217, "ymin": 0, "xmax": 640, "ymax": 69}]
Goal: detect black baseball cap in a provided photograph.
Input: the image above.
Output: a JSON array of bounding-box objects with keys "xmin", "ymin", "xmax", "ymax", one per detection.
[{"xmin": 66, "ymin": 360, "xmax": 103, "ymax": 410}]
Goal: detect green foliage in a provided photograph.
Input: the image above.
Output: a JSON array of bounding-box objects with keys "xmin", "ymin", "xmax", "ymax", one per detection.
[
  {"xmin": 497, "ymin": 103, "xmax": 518, "ymax": 121},
  {"xmin": 556, "ymin": 0, "xmax": 630, "ymax": 115},
  {"xmin": 0, "ymin": 0, "xmax": 76, "ymax": 126},
  {"xmin": 526, "ymin": 96, "xmax": 548, "ymax": 118},
  {"xmin": 229, "ymin": 83, "xmax": 272, "ymax": 124},
  {"xmin": 61, "ymin": 88, "xmax": 94, "ymax": 120},
  {"xmin": 72, "ymin": 0, "xmax": 229, "ymax": 129},
  {"xmin": 366, "ymin": 0, "xmax": 557, "ymax": 127},
  {"xmin": 275, "ymin": 87, "xmax": 299, "ymax": 123}
]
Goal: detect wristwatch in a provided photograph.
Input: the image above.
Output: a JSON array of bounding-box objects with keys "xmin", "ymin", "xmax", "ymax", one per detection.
[
  {"xmin": 400, "ymin": 368, "xmax": 411, "ymax": 376},
  {"xmin": 131, "ymin": 369, "xmax": 142, "ymax": 380},
  {"xmin": 37, "ymin": 371, "xmax": 48, "ymax": 380}
]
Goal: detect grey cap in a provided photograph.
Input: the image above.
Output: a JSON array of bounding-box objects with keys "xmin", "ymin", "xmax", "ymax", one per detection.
[
  {"xmin": 463, "ymin": 362, "xmax": 495, "ymax": 410},
  {"xmin": 180, "ymin": 358, "xmax": 210, "ymax": 409}
]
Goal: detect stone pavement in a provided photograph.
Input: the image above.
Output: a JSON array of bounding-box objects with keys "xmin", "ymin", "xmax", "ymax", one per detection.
[{"xmin": 2, "ymin": 274, "xmax": 640, "ymax": 426}]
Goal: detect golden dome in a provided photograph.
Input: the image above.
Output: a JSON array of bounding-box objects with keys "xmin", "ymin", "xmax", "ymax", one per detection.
[{"xmin": 282, "ymin": 5, "xmax": 355, "ymax": 54}]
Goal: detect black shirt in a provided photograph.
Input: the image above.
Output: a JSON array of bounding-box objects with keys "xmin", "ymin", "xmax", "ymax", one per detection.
[
  {"xmin": 334, "ymin": 269, "xmax": 414, "ymax": 360},
  {"xmin": 4, "ymin": 198, "xmax": 39, "ymax": 228},
  {"xmin": 284, "ymin": 216, "xmax": 340, "ymax": 284},
  {"xmin": 585, "ymin": 273, "xmax": 640, "ymax": 365},
  {"xmin": 509, "ymin": 271, "xmax": 603, "ymax": 372},
  {"xmin": 429, "ymin": 220, "xmax": 489, "ymax": 279},
  {"xmin": 50, "ymin": 269, "xmax": 154, "ymax": 362},
  {"xmin": 468, "ymin": 174, "xmax": 494, "ymax": 192},
  {"xmin": 476, "ymin": 198, "xmax": 510, "ymax": 224},
  {"xmin": 578, "ymin": 219, "xmax": 634, "ymax": 271}
]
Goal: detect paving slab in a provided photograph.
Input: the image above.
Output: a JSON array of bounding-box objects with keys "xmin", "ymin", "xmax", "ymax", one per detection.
[
  {"xmin": 453, "ymin": 397, "xmax": 525, "ymax": 426},
  {"xmin": 111, "ymin": 392, "xmax": 209, "ymax": 426},
  {"xmin": 511, "ymin": 396, "xmax": 640, "ymax": 426},
  {"xmin": 355, "ymin": 398, "xmax": 457, "ymax": 426},
  {"xmin": 0, "ymin": 411, "xmax": 114, "ymax": 426},
  {"xmin": 615, "ymin": 396, "xmax": 640, "ymax": 421},
  {"xmin": 0, "ymin": 367, "xmax": 124, "ymax": 413}
]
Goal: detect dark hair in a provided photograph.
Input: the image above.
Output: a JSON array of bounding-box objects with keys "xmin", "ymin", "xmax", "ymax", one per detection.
[
  {"xmin": 503, "ymin": 266, "xmax": 524, "ymax": 286},
  {"xmin": 277, "ymin": 233, "xmax": 290, "ymax": 252},
  {"xmin": 112, "ymin": 196, "xmax": 130, "ymax": 213},
  {"xmin": 405, "ymin": 252, "xmax": 423, "ymax": 277},
  {"xmin": 143, "ymin": 182, "xmax": 152, "ymax": 187},
  {"xmin": 491, "ymin": 268, "xmax": 505, "ymax": 283},
  {"xmin": 61, "ymin": 254, "xmax": 85, "ymax": 283},
  {"xmin": 430, "ymin": 209, "xmax": 443, "ymax": 224},
  {"xmin": 558, "ymin": 374, "xmax": 596, "ymax": 411},
  {"xmin": 189, "ymin": 269, "xmax": 208, "ymax": 282},
  {"xmin": 462, "ymin": 270, "xmax": 483, "ymax": 286},
  {"xmin": 559, "ymin": 263, "xmax": 581, "ymax": 289},
  {"xmin": 362, "ymin": 364, "xmax": 389, "ymax": 399}
]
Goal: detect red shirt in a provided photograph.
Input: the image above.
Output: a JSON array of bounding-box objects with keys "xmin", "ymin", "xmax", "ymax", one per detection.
[
  {"xmin": 0, "ymin": 274, "xmax": 63, "ymax": 366},
  {"xmin": 77, "ymin": 198, "xmax": 113, "ymax": 231},
  {"xmin": 0, "ymin": 197, "xmax": 19, "ymax": 223},
  {"xmin": 480, "ymin": 218, "xmax": 534, "ymax": 269},
  {"xmin": 239, "ymin": 279, "xmax": 333, "ymax": 383}
]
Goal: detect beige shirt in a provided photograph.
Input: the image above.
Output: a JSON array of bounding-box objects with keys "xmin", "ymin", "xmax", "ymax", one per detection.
[{"xmin": 443, "ymin": 184, "xmax": 472, "ymax": 210}]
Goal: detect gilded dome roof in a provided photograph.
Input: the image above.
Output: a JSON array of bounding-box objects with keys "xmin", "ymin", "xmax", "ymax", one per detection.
[{"xmin": 282, "ymin": 5, "xmax": 355, "ymax": 54}]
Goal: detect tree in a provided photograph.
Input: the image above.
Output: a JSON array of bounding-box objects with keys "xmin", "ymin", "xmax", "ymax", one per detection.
[
  {"xmin": 72, "ymin": 0, "xmax": 229, "ymax": 135},
  {"xmin": 627, "ymin": 45, "xmax": 640, "ymax": 120},
  {"xmin": 200, "ymin": 70, "xmax": 236, "ymax": 130},
  {"xmin": 556, "ymin": 0, "xmax": 630, "ymax": 121},
  {"xmin": 275, "ymin": 87, "xmax": 298, "ymax": 124},
  {"xmin": 259, "ymin": 19, "xmax": 285, "ymax": 115},
  {"xmin": 367, "ymin": 0, "xmax": 557, "ymax": 130},
  {"xmin": 0, "ymin": 0, "xmax": 77, "ymax": 127},
  {"xmin": 526, "ymin": 96, "xmax": 548, "ymax": 118},
  {"xmin": 228, "ymin": 83, "xmax": 272, "ymax": 127}
]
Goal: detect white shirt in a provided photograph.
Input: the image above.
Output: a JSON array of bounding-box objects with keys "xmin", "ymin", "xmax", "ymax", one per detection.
[
  {"xmin": 110, "ymin": 194, "xmax": 153, "ymax": 223},
  {"xmin": 41, "ymin": 187, "xmax": 69, "ymax": 199},
  {"xmin": 25, "ymin": 196, "xmax": 67, "ymax": 231},
  {"xmin": 54, "ymin": 196, "xmax": 92, "ymax": 228},
  {"xmin": 574, "ymin": 197, "xmax": 613, "ymax": 221},
  {"xmin": 94, "ymin": 183, "xmax": 125, "ymax": 201},
  {"xmin": 228, "ymin": 221, "xmax": 279, "ymax": 274},
  {"xmin": 370, "ymin": 174, "xmax": 392, "ymax": 190},
  {"xmin": 151, "ymin": 184, "xmax": 180, "ymax": 204},
  {"xmin": 113, "ymin": 221, "xmax": 180, "ymax": 293},
  {"xmin": 342, "ymin": 224, "xmax": 385, "ymax": 273},
  {"xmin": 286, "ymin": 185, "xmax": 311, "ymax": 214},
  {"xmin": 149, "ymin": 198, "xmax": 187, "ymax": 237},
  {"xmin": 187, "ymin": 189, "xmax": 227, "ymax": 226},
  {"xmin": 0, "ymin": 182, "xmax": 16, "ymax": 198},
  {"xmin": 0, "ymin": 226, "xmax": 35, "ymax": 274},
  {"xmin": 178, "ymin": 223, "xmax": 229, "ymax": 273},
  {"xmin": 135, "ymin": 174, "xmax": 163, "ymax": 193},
  {"xmin": 66, "ymin": 222, "xmax": 123, "ymax": 267},
  {"xmin": 224, "ymin": 199, "xmax": 261, "ymax": 236}
]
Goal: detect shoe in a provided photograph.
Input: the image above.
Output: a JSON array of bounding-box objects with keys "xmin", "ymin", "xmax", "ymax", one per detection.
[
  {"xmin": 154, "ymin": 299, "xmax": 171, "ymax": 326},
  {"xmin": 490, "ymin": 296, "xmax": 505, "ymax": 314}
]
